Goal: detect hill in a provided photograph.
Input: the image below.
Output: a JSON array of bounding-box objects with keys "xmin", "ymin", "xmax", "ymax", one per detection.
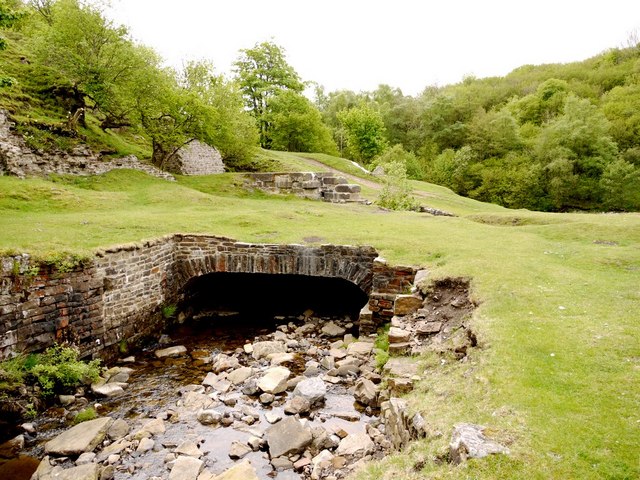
[{"xmin": 0, "ymin": 154, "xmax": 638, "ymax": 478}]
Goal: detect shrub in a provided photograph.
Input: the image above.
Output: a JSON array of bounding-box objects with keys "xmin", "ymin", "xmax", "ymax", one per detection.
[{"xmin": 73, "ymin": 407, "xmax": 97, "ymax": 424}]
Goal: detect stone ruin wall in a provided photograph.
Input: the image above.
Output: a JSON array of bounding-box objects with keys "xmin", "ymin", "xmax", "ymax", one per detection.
[
  {"xmin": 163, "ymin": 140, "xmax": 225, "ymax": 176},
  {"xmin": 0, "ymin": 235, "xmax": 415, "ymax": 360},
  {"xmin": 248, "ymin": 172, "xmax": 363, "ymax": 203},
  {"xmin": 0, "ymin": 110, "xmax": 174, "ymax": 180}
]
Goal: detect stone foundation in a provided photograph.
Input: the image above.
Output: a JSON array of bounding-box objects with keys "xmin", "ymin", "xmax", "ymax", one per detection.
[
  {"xmin": 0, "ymin": 235, "xmax": 415, "ymax": 360},
  {"xmin": 248, "ymin": 172, "xmax": 364, "ymax": 203}
]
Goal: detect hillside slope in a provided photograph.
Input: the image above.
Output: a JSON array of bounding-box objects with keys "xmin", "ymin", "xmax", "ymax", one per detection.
[{"xmin": 0, "ymin": 164, "xmax": 638, "ymax": 479}]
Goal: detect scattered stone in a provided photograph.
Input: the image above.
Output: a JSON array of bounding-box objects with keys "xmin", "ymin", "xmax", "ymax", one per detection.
[
  {"xmin": 45, "ymin": 417, "xmax": 113, "ymax": 456},
  {"xmin": 133, "ymin": 418, "xmax": 165, "ymax": 439},
  {"xmin": 335, "ymin": 433, "xmax": 375, "ymax": 457},
  {"xmin": 388, "ymin": 376, "xmax": 415, "ymax": 394},
  {"xmin": 211, "ymin": 459, "xmax": 259, "ymax": 480},
  {"xmin": 449, "ymin": 423, "xmax": 510, "ymax": 464},
  {"xmin": 137, "ymin": 437, "xmax": 155, "ymax": 452},
  {"xmin": 347, "ymin": 342, "xmax": 373, "ymax": 357},
  {"xmin": 388, "ymin": 327, "xmax": 411, "ymax": 344},
  {"xmin": 228, "ymin": 441, "xmax": 252, "ymax": 459},
  {"xmin": 294, "ymin": 457, "xmax": 311, "ymax": 471},
  {"xmin": 265, "ymin": 416, "xmax": 312, "ymax": 458},
  {"xmin": 21, "ymin": 422, "xmax": 36, "ymax": 434},
  {"xmin": 176, "ymin": 440, "xmax": 202, "ymax": 458},
  {"xmin": 247, "ymin": 436, "xmax": 263, "ymax": 451},
  {"xmin": 41, "ymin": 463, "xmax": 100, "ymax": 480},
  {"xmin": 212, "ymin": 354, "xmax": 240, "ymax": 373},
  {"xmin": 75, "ymin": 452, "xmax": 96, "ymax": 465},
  {"xmin": 270, "ymin": 456, "xmax": 293, "ymax": 470},
  {"xmin": 257, "ymin": 366, "xmax": 290, "ymax": 394},
  {"xmin": 155, "ymin": 346, "xmax": 188, "ymax": 358},
  {"xmin": 284, "ymin": 395, "xmax": 311, "ymax": 415},
  {"xmin": 293, "ymin": 376, "xmax": 326, "ymax": 406},
  {"xmin": 59, "ymin": 394, "xmax": 75, "ymax": 406},
  {"xmin": 91, "ymin": 383, "xmax": 125, "ymax": 397},
  {"xmin": 259, "ymin": 393, "xmax": 275, "ymax": 405},
  {"xmin": 353, "ymin": 377, "xmax": 379, "ymax": 407},
  {"xmin": 241, "ymin": 379, "xmax": 259, "ymax": 396},
  {"xmin": 96, "ymin": 439, "xmax": 131, "ymax": 462},
  {"xmin": 182, "ymin": 391, "xmax": 215, "ymax": 410},
  {"xmin": 197, "ymin": 409, "xmax": 222, "ymax": 426},
  {"xmin": 265, "ymin": 412, "xmax": 282, "ymax": 424},
  {"xmin": 268, "ymin": 352, "xmax": 295, "ymax": 365},
  {"xmin": 226, "ymin": 367, "xmax": 253, "ymax": 385},
  {"xmin": 243, "ymin": 343, "xmax": 254, "ymax": 354},
  {"xmin": 252, "ymin": 341, "xmax": 286, "ymax": 360},
  {"xmin": 416, "ymin": 321, "xmax": 442, "ymax": 335},
  {"xmin": 321, "ymin": 322, "xmax": 346, "ymax": 337},
  {"xmin": 107, "ymin": 418, "xmax": 129, "ymax": 441},
  {"xmin": 332, "ymin": 411, "xmax": 360, "ymax": 421},
  {"xmin": 168, "ymin": 455, "xmax": 203, "ymax": 480}
]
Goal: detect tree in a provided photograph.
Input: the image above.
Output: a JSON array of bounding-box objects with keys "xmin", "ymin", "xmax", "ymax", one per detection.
[
  {"xmin": 376, "ymin": 159, "xmax": 417, "ymax": 211},
  {"xmin": 467, "ymin": 107, "xmax": 522, "ymax": 160},
  {"xmin": 233, "ymin": 40, "xmax": 303, "ymax": 148},
  {"xmin": 600, "ymin": 159, "xmax": 640, "ymax": 211},
  {"xmin": 266, "ymin": 90, "xmax": 336, "ymax": 154},
  {"xmin": 29, "ymin": 0, "xmax": 143, "ymax": 129},
  {"xmin": 337, "ymin": 104, "xmax": 388, "ymax": 164}
]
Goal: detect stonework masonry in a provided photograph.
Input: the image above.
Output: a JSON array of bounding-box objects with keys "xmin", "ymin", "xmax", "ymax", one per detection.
[
  {"xmin": 248, "ymin": 172, "xmax": 363, "ymax": 203},
  {"xmin": 0, "ymin": 235, "xmax": 415, "ymax": 360},
  {"xmin": 163, "ymin": 140, "xmax": 225, "ymax": 175},
  {"xmin": 0, "ymin": 110, "xmax": 175, "ymax": 180}
]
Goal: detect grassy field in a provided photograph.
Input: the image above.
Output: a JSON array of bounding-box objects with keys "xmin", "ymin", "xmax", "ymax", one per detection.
[{"xmin": 0, "ymin": 153, "xmax": 638, "ymax": 479}]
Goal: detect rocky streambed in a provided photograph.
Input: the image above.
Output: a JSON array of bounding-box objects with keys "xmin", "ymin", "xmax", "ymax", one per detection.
[{"xmin": 2, "ymin": 315, "xmax": 427, "ymax": 480}]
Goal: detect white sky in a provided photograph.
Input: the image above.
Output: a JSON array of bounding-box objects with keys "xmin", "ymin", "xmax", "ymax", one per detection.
[{"xmin": 104, "ymin": 0, "xmax": 640, "ymax": 97}]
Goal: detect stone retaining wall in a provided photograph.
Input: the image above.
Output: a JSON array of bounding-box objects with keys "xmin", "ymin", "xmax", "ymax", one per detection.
[
  {"xmin": 248, "ymin": 172, "xmax": 363, "ymax": 203},
  {"xmin": 0, "ymin": 235, "xmax": 415, "ymax": 360},
  {"xmin": 0, "ymin": 110, "xmax": 175, "ymax": 181}
]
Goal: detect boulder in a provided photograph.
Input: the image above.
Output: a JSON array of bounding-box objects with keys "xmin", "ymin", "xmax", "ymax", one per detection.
[
  {"xmin": 353, "ymin": 377, "xmax": 379, "ymax": 407},
  {"xmin": 321, "ymin": 322, "xmax": 346, "ymax": 337},
  {"xmin": 41, "ymin": 463, "xmax": 100, "ymax": 480},
  {"xmin": 107, "ymin": 419, "xmax": 129, "ymax": 441},
  {"xmin": 265, "ymin": 417, "xmax": 312, "ymax": 458},
  {"xmin": 212, "ymin": 354, "xmax": 240, "ymax": 373},
  {"xmin": 228, "ymin": 441, "xmax": 252, "ymax": 459},
  {"xmin": 449, "ymin": 423, "xmax": 509, "ymax": 464},
  {"xmin": 335, "ymin": 432, "xmax": 375, "ymax": 457},
  {"xmin": 175, "ymin": 440, "xmax": 202, "ymax": 458},
  {"xmin": 226, "ymin": 367, "xmax": 253, "ymax": 385},
  {"xmin": 257, "ymin": 366, "xmax": 290, "ymax": 394},
  {"xmin": 268, "ymin": 352, "xmax": 295, "ymax": 365},
  {"xmin": 388, "ymin": 327, "xmax": 411, "ymax": 344},
  {"xmin": 292, "ymin": 377, "xmax": 326, "ymax": 407},
  {"xmin": 45, "ymin": 417, "xmax": 113, "ymax": 456},
  {"xmin": 252, "ymin": 341, "xmax": 285, "ymax": 360},
  {"xmin": 168, "ymin": 455, "xmax": 203, "ymax": 480},
  {"xmin": 91, "ymin": 383, "xmax": 124, "ymax": 397},
  {"xmin": 416, "ymin": 321, "xmax": 442, "ymax": 335},
  {"xmin": 284, "ymin": 395, "xmax": 311, "ymax": 415},
  {"xmin": 211, "ymin": 459, "xmax": 259, "ymax": 480},
  {"xmin": 132, "ymin": 418, "xmax": 165, "ymax": 439},
  {"xmin": 197, "ymin": 409, "xmax": 222, "ymax": 426},
  {"xmin": 347, "ymin": 341, "xmax": 373, "ymax": 357},
  {"xmin": 155, "ymin": 346, "xmax": 187, "ymax": 358}
]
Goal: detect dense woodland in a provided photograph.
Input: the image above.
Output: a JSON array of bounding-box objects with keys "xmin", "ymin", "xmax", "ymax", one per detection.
[{"xmin": 1, "ymin": 0, "xmax": 640, "ymax": 211}]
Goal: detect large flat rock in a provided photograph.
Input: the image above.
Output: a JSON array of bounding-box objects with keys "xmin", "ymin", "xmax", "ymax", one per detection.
[
  {"xmin": 45, "ymin": 417, "xmax": 113, "ymax": 456},
  {"xmin": 212, "ymin": 459, "xmax": 259, "ymax": 480},
  {"xmin": 257, "ymin": 366, "xmax": 290, "ymax": 394},
  {"xmin": 265, "ymin": 416, "xmax": 312, "ymax": 458},
  {"xmin": 168, "ymin": 455, "xmax": 203, "ymax": 480}
]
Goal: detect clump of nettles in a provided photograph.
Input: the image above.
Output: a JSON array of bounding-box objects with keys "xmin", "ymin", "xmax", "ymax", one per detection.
[{"xmin": 0, "ymin": 345, "xmax": 101, "ymax": 398}]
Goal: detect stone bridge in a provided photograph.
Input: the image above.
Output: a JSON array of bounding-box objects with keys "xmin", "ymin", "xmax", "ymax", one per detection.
[{"xmin": 0, "ymin": 235, "xmax": 416, "ymax": 360}]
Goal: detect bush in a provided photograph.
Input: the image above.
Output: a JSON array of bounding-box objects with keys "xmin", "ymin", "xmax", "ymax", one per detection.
[
  {"xmin": 73, "ymin": 407, "xmax": 97, "ymax": 424},
  {"xmin": 28, "ymin": 345, "xmax": 101, "ymax": 397}
]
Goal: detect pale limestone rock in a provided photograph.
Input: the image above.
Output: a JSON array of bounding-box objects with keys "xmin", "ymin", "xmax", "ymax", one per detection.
[
  {"xmin": 155, "ymin": 346, "xmax": 187, "ymax": 358},
  {"xmin": 388, "ymin": 326, "xmax": 411, "ymax": 343},
  {"xmin": 292, "ymin": 376, "xmax": 326, "ymax": 406},
  {"xmin": 321, "ymin": 322, "xmax": 346, "ymax": 337},
  {"xmin": 353, "ymin": 377, "xmax": 379, "ymax": 407},
  {"xmin": 225, "ymin": 367, "xmax": 253, "ymax": 385},
  {"xmin": 449, "ymin": 423, "xmax": 509, "ymax": 464},
  {"xmin": 175, "ymin": 440, "xmax": 202, "ymax": 458},
  {"xmin": 252, "ymin": 341, "xmax": 286, "ymax": 360},
  {"xmin": 169, "ymin": 456, "xmax": 204, "ymax": 480},
  {"xmin": 346, "ymin": 342, "xmax": 373, "ymax": 357},
  {"xmin": 335, "ymin": 432, "xmax": 375, "ymax": 457},
  {"xmin": 211, "ymin": 459, "xmax": 259, "ymax": 480},
  {"xmin": 228, "ymin": 441, "xmax": 251, "ymax": 459},
  {"xmin": 44, "ymin": 417, "xmax": 113, "ymax": 456},
  {"xmin": 257, "ymin": 366, "xmax": 290, "ymax": 394},
  {"xmin": 265, "ymin": 417, "xmax": 312, "ymax": 458}
]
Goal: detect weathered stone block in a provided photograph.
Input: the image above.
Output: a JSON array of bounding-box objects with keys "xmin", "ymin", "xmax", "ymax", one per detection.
[{"xmin": 394, "ymin": 294, "xmax": 423, "ymax": 315}]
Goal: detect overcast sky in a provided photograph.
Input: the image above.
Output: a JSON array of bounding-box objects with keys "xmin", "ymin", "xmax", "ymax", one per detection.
[{"xmin": 104, "ymin": 0, "xmax": 640, "ymax": 97}]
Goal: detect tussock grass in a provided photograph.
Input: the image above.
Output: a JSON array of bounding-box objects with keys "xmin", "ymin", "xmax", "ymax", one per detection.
[{"xmin": 0, "ymin": 167, "xmax": 638, "ymax": 479}]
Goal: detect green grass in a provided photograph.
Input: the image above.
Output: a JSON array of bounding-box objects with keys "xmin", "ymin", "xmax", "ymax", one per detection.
[{"xmin": 0, "ymin": 166, "xmax": 639, "ymax": 479}]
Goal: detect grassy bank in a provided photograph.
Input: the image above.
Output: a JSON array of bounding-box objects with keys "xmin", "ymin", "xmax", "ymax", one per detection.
[{"xmin": 0, "ymin": 160, "xmax": 638, "ymax": 479}]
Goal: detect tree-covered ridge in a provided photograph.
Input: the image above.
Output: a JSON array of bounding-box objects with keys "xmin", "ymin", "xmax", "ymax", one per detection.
[{"xmin": 1, "ymin": 0, "xmax": 639, "ymax": 211}]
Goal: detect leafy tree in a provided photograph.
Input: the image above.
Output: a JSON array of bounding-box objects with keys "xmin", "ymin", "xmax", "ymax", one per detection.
[
  {"xmin": 467, "ymin": 107, "xmax": 522, "ymax": 160},
  {"xmin": 266, "ymin": 89, "xmax": 336, "ymax": 154},
  {"xmin": 337, "ymin": 104, "xmax": 388, "ymax": 164},
  {"xmin": 427, "ymin": 146, "xmax": 476, "ymax": 195},
  {"xmin": 29, "ymin": 0, "xmax": 143, "ymax": 130},
  {"xmin": 233, "ymin": 40, "xmax": 303, "ymax": 148},
  {"xmin": 602, "ymin": 84, "xmax": 640, "ymax": 151},
  {"xmin": 373, "ymin": 144, "xmax": 424, "ymax": 180},
  {"xmin": 376, "ymin": 159, "xmax": 417, "ymax": 211},
  {"xmin": 600, "ymin": 158, "xmax": 640, "ymax": 211}
]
